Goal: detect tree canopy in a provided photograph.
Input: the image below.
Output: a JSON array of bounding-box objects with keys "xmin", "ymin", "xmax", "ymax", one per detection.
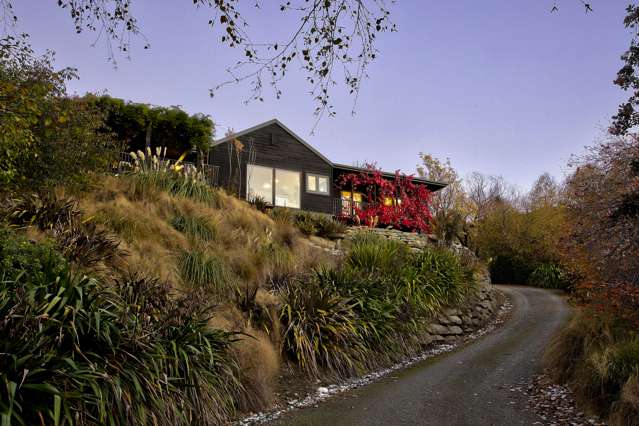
[
  {"xmin": 87, "ymin": 95, "xmax": 215, "ymax": 157},
  {"xmin": 0, "ymin": 35, "xmax": 118, "ymax": 190}
]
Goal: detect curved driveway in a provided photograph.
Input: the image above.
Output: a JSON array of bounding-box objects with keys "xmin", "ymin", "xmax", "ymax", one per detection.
[{"xmin": 272, "ymin": 285, "xmax": 570, "ymax": 426}]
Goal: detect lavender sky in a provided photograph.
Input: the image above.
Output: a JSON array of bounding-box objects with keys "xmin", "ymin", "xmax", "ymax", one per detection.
[{"xmin": 11, "ymin": 1, "xmax": 632, "ymax": 190}]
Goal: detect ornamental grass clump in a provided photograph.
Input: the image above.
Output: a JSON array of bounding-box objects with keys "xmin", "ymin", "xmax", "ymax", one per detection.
[
  {"xmin": 0, "ymin": 227, "xmax": 242, "ymax": 425},
  {"xmin": 279, "ymin": 278, "xmax": 368, "ymax": 378},
  {"xmin": 179, "ymin": 248, "xmax": 230, "ymax": 295},
  {"xmin": 528, "ymin": 263, "xmax": 575, "ymax": 291},
  {"xmin": 126, "ymin": 148, "xmax": 222, "ymax": 206},
  {"xmin": 171, "ymin": 213, "xmax": 217, "ymax": 241}
]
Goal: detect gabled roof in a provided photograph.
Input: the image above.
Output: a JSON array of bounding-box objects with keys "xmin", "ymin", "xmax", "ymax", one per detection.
[
  {"xmin": 212, "ymin": 118, "xmax": 333, "ymax": 166},
  {"xmin": 213, "ymin": 118, "xmax": 448, "ymax": 191}
]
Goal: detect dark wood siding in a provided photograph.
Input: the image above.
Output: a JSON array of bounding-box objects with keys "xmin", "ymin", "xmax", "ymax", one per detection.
[{"xmin": 209, "ymin": 122, "xmax": 334, "ymax": 214}]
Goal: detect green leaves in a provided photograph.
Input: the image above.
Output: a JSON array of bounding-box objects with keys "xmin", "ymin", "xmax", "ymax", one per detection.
[
  {"xmin": 279, "ymin": 232, "xmax": 476, "ymax": 379},
  {"xmin": 0, "ymin": 227, "xmax": 241, "ymax": 425}
]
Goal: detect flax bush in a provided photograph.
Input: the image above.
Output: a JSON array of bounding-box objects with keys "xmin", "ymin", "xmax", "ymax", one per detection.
[
  {"xmin": 279, "ymin": 231, "xmax": 477, "ymax": 378},
  {"xmin": 0, "ymin": 227, "xmax": 242, "ymax": 425}
]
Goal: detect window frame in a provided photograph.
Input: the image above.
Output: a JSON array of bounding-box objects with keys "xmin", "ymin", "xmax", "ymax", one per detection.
[
  {"xmin": 246, "ymin": 164, "xmax": 302, "ymax": 209},
  {"xmin": 305, "ymin": 173, "xmax": 330, "ymax": 196}
]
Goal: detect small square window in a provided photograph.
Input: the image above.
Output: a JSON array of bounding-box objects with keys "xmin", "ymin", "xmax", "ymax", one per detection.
[
  {"xmin": 318, "ymin": 176, "xmax": 328, "ymax": 193},
  {"xmin": 307, "ymin": 175, "xmax": 317, "ymax": 192},
  {"xmin": 306, "ymin": 173, "xmax": 329, "ymax": 195}
]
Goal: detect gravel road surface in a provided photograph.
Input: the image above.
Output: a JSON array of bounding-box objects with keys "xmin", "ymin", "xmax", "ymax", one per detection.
[{"xmin": 272, "ymin": 285, "xmax": 570, "ymax": 426}]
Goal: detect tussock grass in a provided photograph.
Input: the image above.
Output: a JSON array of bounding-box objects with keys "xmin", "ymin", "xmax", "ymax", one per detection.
[
  {"xmin": 171, "ymin": 213, "xmax": 217, "ymax": 241},
  {"xmin": 544, "ymin": 313, "xmax": 639, "ymax": 424},
  {"xmin": 179, "ymin": 248, "xmax": 230, "ymax": 294}
]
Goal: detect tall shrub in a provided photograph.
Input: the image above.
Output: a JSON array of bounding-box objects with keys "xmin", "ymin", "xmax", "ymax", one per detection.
[{"xmin": 0, "ymin": 227, "xmax": 242, "ymax": 425}]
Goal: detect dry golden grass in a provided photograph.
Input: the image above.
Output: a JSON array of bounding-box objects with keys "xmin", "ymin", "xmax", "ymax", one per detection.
[
  {"xmin": 544, "ymin": 313, "xmax": 639, "ymax": 424},
  {"xmin": 66, "ymin": 175, "xmax": 330, "ymax": 293},
  {"xmin": 233, "ymin": 329, "xmax": 280, "ymax": 412},
  {"xmin": 56, "ymin": 174, "xmax": 339, "ymax": 415}
]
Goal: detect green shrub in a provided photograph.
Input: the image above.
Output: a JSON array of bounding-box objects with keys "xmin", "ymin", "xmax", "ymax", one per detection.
[
  {"xmin": 0, "ymin": 228, "xmax": 242, "ymax": 425},
  {"xmin": 171, "ymin": 214, "xmax": 217, "ymax": 241},
  {"xmin": 411, "ymin": 247, "xmax": 472, "ymax": 309},
  {"xmin": 279, "ymin": 279, "xmax": 367, "ymax": 378},
  {"xmin": 609, "ymin": 340, "xmax": 639, "ymax": 384},
  {"xmin": 132, "ymin": 170, "xmax": 221, "ymax": 205},
  {"xmin": 345, "ymin": 231, "xmax": 410, "ymax": 280},
  {"xmin": 269, "ymin": 208, "xmax": 346, "ymax": 239},
  {"xmin": 281, "ymin": 238, "xmax": 478, "ymax": 376},
  {"xmin": 248, "ymin": 195, "xmax": 269, "ymax": 213},
  {"xmin": 179, "ymin": 249, "xmax": 229, "ymax": 294},
  {"xmin": 1, "ymin": 194, "xmax": 123, "ymax": 269},
  {"xmin": 528, "ymin": 263, "xmax": 574, "ymax": 290},
  {"xmin": 292, "ymin": 211, "xmax": 318, "ymax": 235},
  {"xmin": 269, "ymin": 207, "xmax": 294, "ymax": 223}
]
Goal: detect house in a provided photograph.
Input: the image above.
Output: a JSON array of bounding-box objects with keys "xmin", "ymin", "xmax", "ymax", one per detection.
[{"xmin": 208, "ymin": 119, "xmax": 447, "ymax": 216}]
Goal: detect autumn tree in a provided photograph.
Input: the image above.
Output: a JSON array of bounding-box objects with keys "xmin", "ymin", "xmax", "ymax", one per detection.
[
  {"xmin": 417, "ymin": 153, "xmax": 470, "ymax": 243},
  {"xmin": 563, "ymin": 135, "xmax": 639, "ymax": 286},
  {"xmin": 527, "ymin": 172, "xmax": 562, "ymax": 209},
  {"xmin": 0, "ymin": 35, "xmax": 118, "ymax": 191}
]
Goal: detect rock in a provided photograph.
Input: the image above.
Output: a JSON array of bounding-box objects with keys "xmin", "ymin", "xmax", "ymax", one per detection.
[
  {"xmin": 431, "ymin": 334, "xmax": 445, "ymax": 342},
  {"xmin": 317, "ymin": 387, "xmax": 329, "ymax": 394},
  {"xmin": 443, "ymin": 308, "xmax": 461, "ymax": 316},
  {"xmin": 428, "ymin": 324, "xmax": 449, "ymax": 335},
  {"xmin": 480, "ymin": 301, "xmax": 493, "ymax": 310},
  {"xmin": 448, "ymin": 315, "xmax": 463, "ymax": 325},
  {"xmin": 447, "ymin": 326, "xmax": 463, "ymax": 335},
  {"xmin": 438, "ymin": 315, "xmax": 452, "ymax": 325}
]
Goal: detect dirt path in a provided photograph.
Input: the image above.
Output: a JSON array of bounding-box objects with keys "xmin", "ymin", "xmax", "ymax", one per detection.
[{"xmin": 270, "ymin": 285, "xmax": 570, "ymax": 426}]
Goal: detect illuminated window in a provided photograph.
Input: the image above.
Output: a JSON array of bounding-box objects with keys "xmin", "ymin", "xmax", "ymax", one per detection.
[
  {"xmin": 306, "ymin": 173, "xmax": 329, "ymax": 194},
  {"xmin": 247, "ymin": 166, "xmax": 300, "ymax": 208},
  {"xmin": 247, "ymin": 164, "xmax": 273, "ymax": 204},
  {"xmin": 341, "ymin": 191, "xmax": 363, "ymax": 202},
  {"xmin": 275, "ymin": 169, "xmax": 301, "ymax": 208}
]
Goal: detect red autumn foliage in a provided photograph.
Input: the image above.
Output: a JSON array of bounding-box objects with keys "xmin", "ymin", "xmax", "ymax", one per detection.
[
  {"xmin": 572, "ymin": 280, "xmax": 639, "ymax": 328},
  {"xmin": 336, "ymin": 164, "xmax": 433, "ymax": 233}
]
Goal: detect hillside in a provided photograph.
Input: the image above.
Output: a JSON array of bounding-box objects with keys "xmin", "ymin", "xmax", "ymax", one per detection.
[{"xmin": 0, "ymin": 159, "xmax": 484, "ymax": 424}]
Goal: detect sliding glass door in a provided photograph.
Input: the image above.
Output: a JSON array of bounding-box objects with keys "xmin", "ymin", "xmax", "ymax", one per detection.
[{"xmin": 247, "ymin": 165, "xmax": 300, "ymax": 209}]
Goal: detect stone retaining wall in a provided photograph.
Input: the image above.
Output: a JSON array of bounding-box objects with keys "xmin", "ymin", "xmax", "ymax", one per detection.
[{"xmin": 424, "ymin": 284, "xmax": 499, "ymax": 346}]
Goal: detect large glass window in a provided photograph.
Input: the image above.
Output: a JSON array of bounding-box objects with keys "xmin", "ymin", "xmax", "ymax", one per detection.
[
  {"xmin": 306, "ymin": 173, "xmax": 329, "ymax": 194},
  {"xmin": 247, "ymin": 165, "xmax": 301, "ymax": 208},
  {"xmin": 247, "ymin": 164, "xmax": 273, "ymax": 204},
  {"xmin": 275, "ymin": 169, "xmax": 300, "ymax": 208}
]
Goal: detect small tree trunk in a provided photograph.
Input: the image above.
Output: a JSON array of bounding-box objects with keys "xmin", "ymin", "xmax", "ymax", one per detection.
[{"xmin": 145, "ymin": 121, "xmax": 152, "ymax": 149}]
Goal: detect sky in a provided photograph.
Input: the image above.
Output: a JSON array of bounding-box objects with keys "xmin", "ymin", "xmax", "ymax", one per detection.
[{"xmin": 9, "ymin": 1, "xmax": 633, "ymax": 191}]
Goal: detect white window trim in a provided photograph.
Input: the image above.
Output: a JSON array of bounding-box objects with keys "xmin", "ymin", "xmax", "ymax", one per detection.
[{"xmin": 306, "ymin": 173, "xmax": 330, "ymax": 196}]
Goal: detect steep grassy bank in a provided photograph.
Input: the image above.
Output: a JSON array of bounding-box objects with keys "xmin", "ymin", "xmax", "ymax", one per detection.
[
  {"xmin": 545, "ymin": 311, "xmax": 639, "ymax": 425},
  {"xmin": 1, "ymin": 165, "xmax": 480, "ymax": 424}
]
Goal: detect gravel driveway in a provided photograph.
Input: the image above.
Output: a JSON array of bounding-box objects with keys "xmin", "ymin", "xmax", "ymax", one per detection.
[{"xmin": 271, "ymin": 285, "xmax": 570, "ymax": 426}]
